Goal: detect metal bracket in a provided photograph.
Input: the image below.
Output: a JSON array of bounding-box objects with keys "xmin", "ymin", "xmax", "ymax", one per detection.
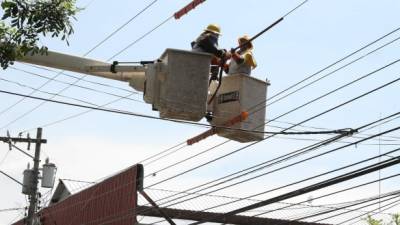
[
  {"xmin": 110, "ymin": 61, "xmax": 118, "ymax": 73},
  {"xmin": 6, "ymin": 131, "xmax": 12, "ymax": 151},
  {"xmin": 27, "ymin": 133, "xmax": 31, "ymax": 151}
]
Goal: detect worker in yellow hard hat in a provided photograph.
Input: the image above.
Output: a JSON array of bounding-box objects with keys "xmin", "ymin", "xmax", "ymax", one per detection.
[
  {"xmin": 192, "ymin": 24, "xmax": 227, "ymax": 57},
  {"xmin": 227, "ymin": 35, "xmax": 257, "ymax": 76},
  {"xmin": 192, "ymin": 24, "xmax": 231, "ymax": 78}
]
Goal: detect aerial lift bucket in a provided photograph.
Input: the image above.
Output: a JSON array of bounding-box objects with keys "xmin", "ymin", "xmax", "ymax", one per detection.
[
  {"xmin": 144, "ymin": 49, "xmax": 212, "ymax": 121},
  {"xmin": 208, "ymin": 74, "xmax": 269, "ymax": 142}
]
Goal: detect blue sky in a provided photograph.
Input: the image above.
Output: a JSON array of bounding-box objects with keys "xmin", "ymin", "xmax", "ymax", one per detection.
[{"xmin": 1, "ymin": 0, "xmax": 400, "ymax": 224}]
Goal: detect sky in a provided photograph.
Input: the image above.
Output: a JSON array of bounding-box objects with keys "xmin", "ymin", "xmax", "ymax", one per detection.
[{"xmin": 1, "ymin": 0, "xmax": 400, "ymax": 224}]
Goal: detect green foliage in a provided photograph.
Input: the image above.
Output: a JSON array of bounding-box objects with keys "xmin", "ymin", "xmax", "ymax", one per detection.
[
  {"xmin": 365, "ymin": 215, "xmax": 384, "ymax": 225},
  {"xmin": 364, "ymin": 214, "xmax": 400, "ymax": 225},
  {"xmin": 0, "ymin": 0, "xmax": 80, "ymax": 69},
  {"xmin": 392, "ymin": 213, "xmax": 400, "ymax": 225}
]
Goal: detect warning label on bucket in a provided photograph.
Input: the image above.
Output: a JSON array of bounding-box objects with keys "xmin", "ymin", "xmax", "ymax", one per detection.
[{"xmin": 218, "ymin": 91, "xmax": 240, "ymax": 104}]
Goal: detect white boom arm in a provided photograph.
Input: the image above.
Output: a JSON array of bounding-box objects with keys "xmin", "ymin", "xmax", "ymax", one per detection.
[{"xmin": 18, "ymin": 50, "xmax": 146, "ymax": 91}]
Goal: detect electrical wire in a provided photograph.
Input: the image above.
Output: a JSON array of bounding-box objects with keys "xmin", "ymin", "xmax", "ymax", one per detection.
[
  {"xmin": 107, "ymin": 15, "xmax": 173, "ymax": 60},
  {"xmin": 146, "ymin": 126, "xmax": 400, "ymax": 221},
  {"xmin": 24, "ymin": 64, "xmax": 138, "ymax": 94},
  {"xmin": 60, "ymin": 178, "xmax": 96, "ymax": 184},
  {"xmin": 84, "ymin": 0, "xmax": 159, "ymax": 56},
  {"xmin": 262, "ymin": 26, "xmax": 400, "ymax": 106},
  {"xmin": 136, "ymin": 114, "xmax": 400, "ymax": 225},
  {"xmin": 0, "ymin": 77, "xmax": 120, "ymax": 107},
  {"xmin": 308, "ymin": 195, "xmax": 400, "ymax": 224},
  {"xmin": 252, "ymin": 175, "xmax": 400, "ymax": 219},
  {"xmin": 144, "ymin": 72, "xmax": 400, "ymax": 188},
  {"xmin": 36, "ymin": 125, "xmax": 398, "ymax": 225},
  {"xmin": 285, "ymin": 192, "xmax": 397, "ymax": 221},
  {"xmin": 158, "ymin": 142, "xmax": 400, "ymax": 211},
  {"xmin": 15, "ymin": 15, "xmax": 182, "ymax": 134},
  {"xmin": 0, "ymin": 88, "xmax": 357, "ymax": 137},
  {"xmin": 0, "ymin": 0, "xmax": 160, "ymax": 131},
  {"xmin": 97, "ymin": 165, "xmax": 400, "ymax": 225},
  {"xmin": 8, "ymin": 66, "xmax": 142, "ymax": 101},
  {"xmin": 0, "ymin": 150, "xmax": 10, "ymax": 168},
  {"xmin": 5, "ymin": 2, "xmax": 400, "ymax": 224},
  {"xmin": 139, "ymin": 113, "xmax": 400, "ymax": 224},
  {"xmin": 135, "ymin": 33, "xmax": 400, "ymax": 174},
  {"xmin": 336, "ymin": 198, "xmax": 400, "ymax": 225},
  {"xmin": 144, "ymin": 187, "xmax": 386, "ymax": 216},
  {"xmin": 189, "ymin": 157, "xmax": 400, "ymax": 225},
  {"xmin": 262, "ymin": 35, "xmax": 400, "ymax": 110},
  {"xmin": 0, "ymin": 208, "xmax": 23, "ymax": 213}
]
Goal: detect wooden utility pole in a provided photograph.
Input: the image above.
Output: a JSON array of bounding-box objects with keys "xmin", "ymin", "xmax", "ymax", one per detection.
[
  {"xmin": 26, "ymin": 128, "xmax": 43, "ymax": 225},
  {"xmin": 0, "ymin": 128, "xmax": 47, "ymax": 225}
]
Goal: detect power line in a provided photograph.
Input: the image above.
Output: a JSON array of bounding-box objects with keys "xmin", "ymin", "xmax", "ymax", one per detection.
[
  {"xmin": 84, "ymin": 0, "xmax": 159, "ymax": 56},
  {"xmin": 149, "ymin": 123, "xmax": 400, "ymax": 211},
  {"xmin": 264, "ymin": 26, "xmax": 400, "ymax": 105},
  {"xmin": 0, "ymin": 77, "xmax": 116, "ymax": 107},
  {"xmin": 144, "ymin": 55, "xmax": 400, "ymax": 180},
  {"xmin": 144, "ymin": 71, "xmax": 400, "ymax": 188},
  {"xmin": 145, "ymin": 187, "xmax": 388, "ymax": 217},
  {"xmin": 5, "ymin": 68, "xmax": 143, "ymax": 103},
  {"xmin": 143, "ymin": 114, "xmax": 400, "ymax": 221},
  {"xmin": 24, "ymin": 64, "xmax": 138, "ymax": 94},
  {"xmin": 0, "ymin": 170, "xmax": 23, "ymax": 186},
  {"xmin": 0, "ymin": 208, "xmax": 24, "ymax": 213},
  {"xmin": 0, "ymin": 0, "xmax": 160, "ymax": 131},
  {"xmin": 61, "ymin": 123, "xmax": 393, "ymax": 223},
  {"xmin": 136, "ymin": 114, "xmax": 400, "ymax": 225},
  {"xmin": 190, "ymin": 156, "xmax": 400, "ymax": 225},
  {"xmin": 270, "ymin": 119, "xmax": 400, "ymax": 142},
  {"xmin": 60, "ymin": 178, "xmax": 96, "ymax": 184},
  {"xmin": 137, "ymin": 34, "xmax": 400, "ymax": 173},
  {"xmin": 336, "ymin": 198, "xmax": 400, "ymax": 225},
  {"xmin": 0, "ymin": 88, "xmax": 358, "ymax": 137},
  {"xmin": 107, "ymin": 15, "xmax": 173, "ymax": 60},
  {"xmin": 263, "ymin": 35, "xmax": 400, "ymax": 109},
  {"xmin": 102, "ymin": 163, "xmax": 400, "ymax": 225},
  {"xmin": 138, "ymin": 112, "xmax": 400, "ymax": 225},
  {"xmin": 175, "ymin": 141, "xmax": 400, "ymax": 209},
  {"xmin": 15, "ymin": 13, "xmax": 183, "ymax": 134},
  {"xmin": 307, "ymin": 195, "xmax": 400, "ymax": 224},
  {"xmin": 286, "ymin": 192, "xmax": 399, "ymax": 221},
  {"xmin": 250, "ymin": 173, "xmax": 400, "ymax": 219}
]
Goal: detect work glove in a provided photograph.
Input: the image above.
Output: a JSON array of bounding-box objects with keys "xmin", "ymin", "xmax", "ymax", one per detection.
[
  {"xmin": 221, "ymin": 49, "xmax": 231, "ymax": 60},
  {"xmin": 232, "ymin": 52, "xmax": 241, "ymax": 61},
  {"xmin": 223, "ymin": 63, "xmax": 229, "ymax": 74}
]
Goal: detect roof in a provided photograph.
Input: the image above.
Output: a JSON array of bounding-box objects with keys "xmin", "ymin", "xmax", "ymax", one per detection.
[{"xmin": 12, "ymin": 164, "xmax": 141, "ymax": 225}]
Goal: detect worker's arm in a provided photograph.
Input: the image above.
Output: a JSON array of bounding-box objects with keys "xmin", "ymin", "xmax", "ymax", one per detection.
[
  {"xmin": 243, "ymin": 52, "xmax": 257, "ymax": 69},
  {"xmin": 197, "ymin": 34, "xmax": 227, "ymax": 58},
  {"xmin": 232, "ymin": 52, "xmax": 244, "ymax": 64}
]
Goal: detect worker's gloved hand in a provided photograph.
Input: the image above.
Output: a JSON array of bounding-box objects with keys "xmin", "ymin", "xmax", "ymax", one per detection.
[
  {"xmin": 222, "ymin": 50, "xmax": 231, "ymax": 60},
  {"xmin": 232, "ymin": 52, "xmax": 241, "ymax": 61},
  {"xmin": 223, "ymin": 63, "xmax": 229, "ymax": 74}
]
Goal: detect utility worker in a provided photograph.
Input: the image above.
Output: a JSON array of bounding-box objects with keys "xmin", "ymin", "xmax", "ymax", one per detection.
[
  {"xmin": 227, "ymin": 35, "xmax": 257, "ymax": 76},
  {"xmin": 192, "ymin": 24, "xmax": 231, "ymax": 78}
]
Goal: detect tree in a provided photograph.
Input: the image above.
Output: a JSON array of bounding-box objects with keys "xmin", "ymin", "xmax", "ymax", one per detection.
[
  {"xmin": 364, "ymin": 214, "xmax": 400, "ymax": 225},
  {"xmin": 0, "ymin": 0, "xmax": 80, "ymax": 69},
  {"xmin": 392, "ymin": 213, "xmax": 400, "ymax": 225},
  {"xmin": 365, "ymin": 215, "xmax": 383, "ymax": 225}
]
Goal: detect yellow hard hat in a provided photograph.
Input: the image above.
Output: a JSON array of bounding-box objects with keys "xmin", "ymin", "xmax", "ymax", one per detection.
[
  {"xmin": 204, "ymin": 24, "xmax": 221, "ymax": 35},
  {"xmin": 238, "ymin": 35, "xmax": 253, "ymax": 49}
]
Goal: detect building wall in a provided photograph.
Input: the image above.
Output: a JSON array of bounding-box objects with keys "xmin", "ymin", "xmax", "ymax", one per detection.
[{"xmin": 13, "ymin": 165, "xmax": 141, "ymax": 225}]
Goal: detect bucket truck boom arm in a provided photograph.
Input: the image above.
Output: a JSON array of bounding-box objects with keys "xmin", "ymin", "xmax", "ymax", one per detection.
[{"xmin": 18, "ymin": 50, "xmax": 146, "ymax": 91}]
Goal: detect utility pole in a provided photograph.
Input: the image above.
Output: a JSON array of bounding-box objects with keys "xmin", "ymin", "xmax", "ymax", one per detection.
[
  {"xmin": 0, "ymin": 128, "xmax": 49, "ymax": 225},
  {"xmin": 26, "ymin": 128, "xmax": 42, "ymax": 225}
]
